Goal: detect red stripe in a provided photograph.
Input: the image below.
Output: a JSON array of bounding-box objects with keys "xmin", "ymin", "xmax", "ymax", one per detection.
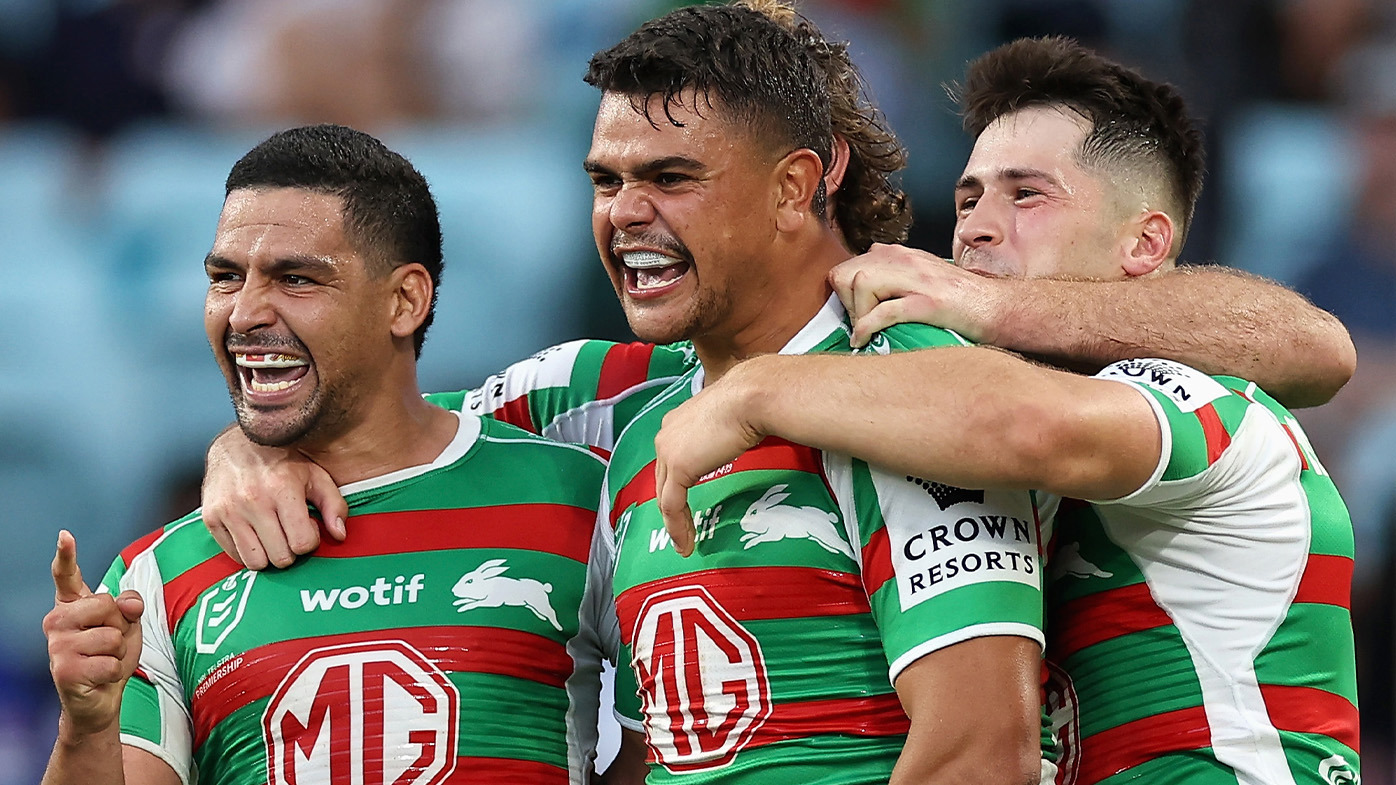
[
  {"xmin": 495, "ymin": 394, "xmax": 535, "ymax": 434},
  {"xmin": 1294, "ymin": 554, "xmax": 1353, "ymax": 608},
  {"xmin": 1195, "ymin": 403, "xmax": 1231, "ymax": 465},
  {"xmin": 597, "ymin": 342, "xmax": 657, "ymax": 400},
  {"xmin": 1076, "ymin": 686, "xmax": 1360, "ymax": 783},
  {"xmin": 191, "ymin": 626, "xmax": 572, "ymax": 748},
  {"xmin": 760, "ymin": 694, "xmax": 909, "ymax": 741},
  {"xmin": 1263, "ymin": 684, "xmax": 1360, "ymax": 752},
  {"xmin": 120, "ymin": 527, "xmax": 164, "ymax": 569},
  {"xmin": 317, "ymin": 505, "xmax": 596, "ymax": 564},
  {"xmin": 165, "ymin": 555, "xmax": 242, "ymax": 632},
  {"xmin": 609, "ymin": 437, "xmax": 824, "ymax": 527},
  {"xmin": 588, "ymin": 446, "xmax": 612, "ymax": 461},
  {"xmin": 616, "ymin": 567, "xmax": 870, "ymax": 641},
  {"xmin": 861, "ymin": 527, "xmax": 893, "ymax": 596},
  {"xmin": 1050, "ymin": 582, "xmax": 1172, "ymax": 661},
  {"xmin": 444, "ymin": 757, "xmax": 567, "ymax": 784},
  {"xmin": 1280, "ymin": 423, "xmax": 1311, "ymax": 471},
  {"xmin": 1077, "ymin": 706, "xmax": 1212, "ymax": 784}
]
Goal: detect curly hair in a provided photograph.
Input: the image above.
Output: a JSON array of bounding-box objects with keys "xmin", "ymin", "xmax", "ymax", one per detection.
[
  {"xmin": 956, "ymin": 36, "xmax": 1206, "ymax": 243},
  {"xmin": 585, "ymin": 1, "xmax": 909, "ymax": 252}
]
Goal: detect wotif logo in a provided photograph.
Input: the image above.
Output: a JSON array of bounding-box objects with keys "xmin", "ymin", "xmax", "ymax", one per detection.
[{"xmin": 300, "ymin": 574, "xmax": 425, "ymax": 612}]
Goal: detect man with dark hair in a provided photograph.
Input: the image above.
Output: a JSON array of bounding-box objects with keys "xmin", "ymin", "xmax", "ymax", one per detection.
[
  {"xmin": 40, "ymin": 124, "xmax": 627, "ymax": 785},
  {"xmin": 652, "ymin": 36, "xmax": 1361, "ymax": 785}
]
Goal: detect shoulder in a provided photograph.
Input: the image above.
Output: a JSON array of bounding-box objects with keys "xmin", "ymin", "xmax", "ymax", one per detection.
[
  {"xmin": 476, "ymin": 417, "xmax": 607, "ymax": 472},
  {"xmin": 863, "ymin": 323, "xmax": 973, "ymax": 353}
]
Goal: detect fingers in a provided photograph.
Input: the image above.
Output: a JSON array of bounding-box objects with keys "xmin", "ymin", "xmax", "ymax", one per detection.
[
  {"xmin": 52, "ymin": 530, "xmax": 92, "ymax": 603},
  {"xmin": 851, "ymin": 299, "xmax": 911, "ymax": 348},
  {"xmin": 305, "ymin": 466, "xmax": 349, "ymax": 543},
  {"xmin": 226, "ymin": 518, "xmax": 271, "ymax": 571},
  {"xmin": 114, "ymin": 590, "xmax": 145, "ymax": 625},
  {"xmin": 654, "ymin": 461, "xmax": 697, "ymax": 558}
]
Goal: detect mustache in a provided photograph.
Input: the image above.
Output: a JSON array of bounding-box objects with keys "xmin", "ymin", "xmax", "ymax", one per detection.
[
  {"xmin": 225, "ymin": 331, "xmax": 309, "ymax": 355},
  {"xmin": 610, "ymin": 230, "xmax": 694, "ymax": 265}
]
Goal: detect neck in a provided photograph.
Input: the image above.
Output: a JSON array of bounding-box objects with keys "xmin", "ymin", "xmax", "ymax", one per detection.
[
  {"xmin": 295, "ymin": 362, "xmax": 458, "ymax": 486},
  {"xmin": 694, "ymin": 232, "xmax": 852, "ymax": 384}
]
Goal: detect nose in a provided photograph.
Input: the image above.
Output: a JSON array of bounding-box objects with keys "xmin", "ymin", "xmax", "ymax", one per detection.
[
  {"xmin": 955, "ymin": 198, "xmax": 1005, "ymax": 251},
  {"xmin": 607, "ymin": 181, "xmax": 657, "ymax": 231},
  {"xmin": 227, "ymin": 278, "xmax": 276, "ymax": 334}
]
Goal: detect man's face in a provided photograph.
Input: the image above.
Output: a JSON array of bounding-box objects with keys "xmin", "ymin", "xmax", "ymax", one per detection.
[
  {"xmin": 586, "ymin": 91, "xmax": 782, "ymax": 344},
  {"xmin": 953, "ymin": 106, "xmax": 1129, "ymax": 280},
  {"xmin": 204, "ymin": 187, "xmax": 392, "ymax": 447}
]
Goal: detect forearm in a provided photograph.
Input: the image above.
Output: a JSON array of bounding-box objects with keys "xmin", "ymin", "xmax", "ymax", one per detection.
[
  {"xmin": 986, "ymin": 265, "xmax": 1356, "ymax": 407},
  {"xmin": 42, "ymin": 715, "xmax": 126, "ymax": 785},
  {"xmin": 733, "ymin": 349, "xmax": 1148, "ymax": 498}
]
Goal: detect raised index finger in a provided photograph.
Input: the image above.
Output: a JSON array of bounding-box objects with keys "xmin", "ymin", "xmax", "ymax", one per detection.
[{"xmin": 52, "ymin": 529, "xmax": 92, "ymax": 603}]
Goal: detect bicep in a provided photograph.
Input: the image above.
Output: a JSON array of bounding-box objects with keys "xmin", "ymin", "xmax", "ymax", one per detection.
[{"xmin": 891, "ymin": 636, "xmax": 1041, "ymax": 785}]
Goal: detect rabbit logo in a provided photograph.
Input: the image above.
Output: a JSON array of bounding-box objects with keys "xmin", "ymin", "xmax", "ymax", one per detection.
[
  {"xmin": 451, "ymin": 558, "xmax": 563, "ymax": 631},
  {"xmin": 739, "ymin": 484, "xmax": 855, "ymax": 560}
]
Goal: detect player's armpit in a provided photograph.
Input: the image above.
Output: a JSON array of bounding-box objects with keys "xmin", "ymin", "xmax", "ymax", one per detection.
[{"xmin": 890, "ymin": 635, "xmax": 1041, "ymax": 785}]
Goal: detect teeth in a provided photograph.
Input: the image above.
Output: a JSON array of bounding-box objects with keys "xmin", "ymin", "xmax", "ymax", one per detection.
[
  {"xmin": 621, "ymin": 251, "xmax": 676, "ymax": 270},
  {"xmin": 248, "ymin": 378, "xmax": 297, "ymax": 393},
  {"xmin": 235, "ymin": 353, "xmax": 307, "ymax": 368}
]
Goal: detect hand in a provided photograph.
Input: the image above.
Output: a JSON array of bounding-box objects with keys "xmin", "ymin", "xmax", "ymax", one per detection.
[
  {"xmin": 829, "ymin": 243, "xmax": 1006, "ymax": 347},
  {"xmin": 44, "ymin": 530, "xmax": 144, "ymax": 737},
  {"xmin": 653, "ymin": 363, "xmax": 766, "ymax": 557},
  {"xmin": 202, "ymin": 426, "xmax": 348, "ymax": 570}
]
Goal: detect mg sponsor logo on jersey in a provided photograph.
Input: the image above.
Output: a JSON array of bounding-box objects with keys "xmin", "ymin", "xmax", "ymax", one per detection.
[
  {"xmin": 737, "ymin": 485, "xmax": 855, "ymax": 560},
  {"xmin": 263, "ymin": 640, "xmax": 459, "ymax": 785},
  {"xmin": 631, "ymin": 586, "xmax": 772, "ymax": 773},
  {"xmin": 452, "ymin": 558, "xmax": 562, "ymax": 631},
  {"xmin": 196, "ymin": 572, "xmax": 257, "ymax": 655}
]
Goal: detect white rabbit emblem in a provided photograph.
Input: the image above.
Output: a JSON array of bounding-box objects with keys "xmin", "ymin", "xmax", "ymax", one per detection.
[
  {"xmin": 738, "ymin": 484, "xmax": 855, "ymax": 560},
  {"xmin": 451, "ymin": 558, "xmax": 562, "ymax": 631}
]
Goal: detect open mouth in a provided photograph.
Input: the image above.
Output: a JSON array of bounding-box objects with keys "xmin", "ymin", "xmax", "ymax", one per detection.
[
  {"xmin": 233, "ymin": 352, "xmax": 310, "ymax": 396},
  {"xmin": 620, "ymin": 250, "xmax": 691, "ymax": 296}
]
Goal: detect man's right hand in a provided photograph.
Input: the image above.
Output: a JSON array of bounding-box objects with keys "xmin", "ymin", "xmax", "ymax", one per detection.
[
  {"xmin": 201, "ymin": 425, "xmax": 348, "ymax": 570},
  {"xmin": 44, "ymin": 531, "xmax": 144, "ymax": 737}
]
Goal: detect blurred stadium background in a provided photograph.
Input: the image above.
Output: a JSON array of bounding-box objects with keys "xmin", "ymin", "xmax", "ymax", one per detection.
[{"xmin": 0, "ymin": 0, "xmax": 1392, "ymax": 780}]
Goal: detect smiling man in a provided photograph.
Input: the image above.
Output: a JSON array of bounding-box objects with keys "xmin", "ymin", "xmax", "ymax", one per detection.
[{"xmin": 39, "ymin": 125, "xmax": 629, "ymax": 785}]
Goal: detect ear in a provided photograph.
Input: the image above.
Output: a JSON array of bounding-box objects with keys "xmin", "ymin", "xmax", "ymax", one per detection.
[
  {"xmin": 387, "ymin": 262, "xmax": 434, "ymax": 340},
  {"xmin": 774, "ymin": 148, "xmax": 827, "ymax": 234},
  {"xmin": 823, "ymin": 134, "xmax": 851, "ymax": 200},
  {"xmin": 1121, "ymin": 210, "xmax": 1174, "ymax": 278}
]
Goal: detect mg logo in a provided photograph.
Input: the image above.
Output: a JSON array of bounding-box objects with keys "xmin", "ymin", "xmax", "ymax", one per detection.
[
  {"xmin": 263, "ymin": 641, "xmax": 459, "ymax": 785},
  {"xmin": 631, "ymin": 586, "xmax": 771, "ymax": 773}
]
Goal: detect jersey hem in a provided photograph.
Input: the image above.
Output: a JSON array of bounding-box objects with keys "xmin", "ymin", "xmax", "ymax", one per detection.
[
  {"xmin": 613, "ymin": 710, "xmax": 645, "ymax": 733},
  {"xmin": 888, "ymin": 622, "xmax": 1045, "ymax": 684},
  {"xmin": 121, "ymin": 735, "xmax": 190, "ymax": 785}
]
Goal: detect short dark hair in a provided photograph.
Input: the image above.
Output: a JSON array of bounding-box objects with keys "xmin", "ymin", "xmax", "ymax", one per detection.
[
  {"xmin": 225, "ymin": 124, "xmax": 443, "ymax": 356},
  {"xmin": 584, "ymin": 1, "xmax": 909, "ymax": 252},
  {"xmin": 958, "ymin": 37, "xmax": 1205, "ymax": 246}
]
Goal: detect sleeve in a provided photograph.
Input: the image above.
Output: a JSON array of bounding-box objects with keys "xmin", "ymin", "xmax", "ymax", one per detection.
[
  {"xmin": 825, "ymin": 456, "xmax": 1048, "ymax": 684},
  {"xmin": 595, "ymin": 481, "xmax": 645, "ymax": 733},
  {"xmin": 101, "ymin": 549, "xmax": 195, "ymax": 785},
  {"xmin": 424, "ymin": 340, "xmax": 692, "ymax": 451}
]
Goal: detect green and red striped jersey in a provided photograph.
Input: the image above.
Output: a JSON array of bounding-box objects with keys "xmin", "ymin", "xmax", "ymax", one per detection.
[
  {"xmin": 606, "ymin": 298, "xmax": 1054, "ymax": 784},
  {"xmin": 1045, "ymin": 358, "xmax": 1359, "ymax": 785},
  {"xmin": 104, "ymin": 413, "xmax": 612, "ymax": 785},
  {"xmin": 426, "ymin": 339, "xmax": 695, "ymax": 455}
]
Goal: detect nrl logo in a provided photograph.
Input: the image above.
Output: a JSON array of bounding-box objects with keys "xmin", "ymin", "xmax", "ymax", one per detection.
[{"xmin": 196, "ymin": 571, "xmax": 257, "ymax": 655}]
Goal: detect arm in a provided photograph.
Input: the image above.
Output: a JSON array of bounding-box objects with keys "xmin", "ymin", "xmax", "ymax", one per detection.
[
  {"xmin": 598, "ymin": 729, "xmax": 649, "ymax": 785},
  {"xmin": 41, "ymin": 532, "xmax": 181, "ymax": 785},
  {"xmin": 891, "ymin": 637, "xmax": 1041, "ymax": 785},
  {"xmin": 655, "ymin": 347, "xmax": 1158, "ymax": 552},
  {"xmin": 831, "ymin": 244, "xmax": 1356, "ymax": 408}
]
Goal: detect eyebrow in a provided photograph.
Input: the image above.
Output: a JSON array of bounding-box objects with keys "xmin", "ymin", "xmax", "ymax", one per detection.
[
  {"xmin": 204, "ymin": 253, "xmax": 338, "ymax": 275},
  {"xmin": 583, "ymin": 155, "xmax": 706, "ymax": 178},
  {"xmin": 956, "ymin": 167, "xmax": 1059, "ymax": 191}
]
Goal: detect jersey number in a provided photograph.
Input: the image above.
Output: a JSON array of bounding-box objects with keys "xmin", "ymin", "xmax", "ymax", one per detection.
[{"xmin": 263, "ymin": 641, "xmax": 460, "ymax": 785}]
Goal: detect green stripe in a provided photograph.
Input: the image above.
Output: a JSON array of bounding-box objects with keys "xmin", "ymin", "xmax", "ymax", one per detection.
[
  {"xmin": 1302, "ymin": 472, "xmax": 1356, "ymax": 558},
  {"xmin": 644, "ymin": 733, "xmax": 901, "ymax": 785},
  {"xmin": 424, "ymin": 389, "xmax": 465, "ymax": 411},
  {"xmin": 1275, "ymin": 730, "xmax": 1360, "ymax": 783},
  {"xmin": 199, "ymin": 699, "xmax": 277, "ymax": 785},
  {"xmin": 449, "ymin": 672, "xmax": 570, "ymax": 767},
  {"xmin": 1062, "ymin": 626, "xmax": 1203, "ymax": 738},
  {"xmin": 119, "ymin": 676, "xmax": 165, "ymax": 747},
  {"xmin": 1047, "ymin": 506, "xmax": 1147, "ymax": 606},
  {"xmin": 872, "ymin": 579, "xmax": 1042, "ymax": 666},
  {"xmin": 1256, "ymin": 603, "xmax": 1358, "ymax": 703},
  {"xmin": 740, "ymin": 616, "xmax": 892, "ymax": 700},
  {"xmin": 1146, "ymin": 386, "xmax": 1210, "ymax": 481}
]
